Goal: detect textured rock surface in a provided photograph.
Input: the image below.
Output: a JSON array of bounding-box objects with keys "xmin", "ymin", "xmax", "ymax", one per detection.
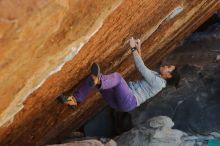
[
  {"xmin": 48, "ymin": 140, "xmax": 105, "ymax": 146},
  {"xmin": 48, "ymin": 139, "xmax": 117, "ymax": 146},
  {"xmin": 47, "ymin": 139, "xmax": 116, "ymax": 146},
  {"xmin": 0, "ymin": 0, "xmax": 220, "ymax": 145},
  {"xmin": 0, "ymin": 0, "xmax": 122, "ymax": 126}
]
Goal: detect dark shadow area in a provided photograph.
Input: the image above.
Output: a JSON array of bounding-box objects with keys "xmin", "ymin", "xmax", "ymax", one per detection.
[{"xmin": 195, "ymin": 13, "xmax": 220, "ymax": 32}]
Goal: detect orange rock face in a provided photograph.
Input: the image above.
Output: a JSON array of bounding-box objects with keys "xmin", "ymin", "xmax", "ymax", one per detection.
[{"xmin": 0, "ymin": 0, "xmax": 220, "ymax": 145}]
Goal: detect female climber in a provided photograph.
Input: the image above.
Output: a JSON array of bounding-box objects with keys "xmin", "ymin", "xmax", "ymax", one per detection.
[{"xmin": 58, "ymin": 37, "xmax": 180, "ymax": 111}]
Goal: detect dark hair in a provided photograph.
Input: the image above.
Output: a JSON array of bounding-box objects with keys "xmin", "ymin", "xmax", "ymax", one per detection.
[{"xmin": 166, "ymin": 68, "xmax": 180, "ymax": 88}]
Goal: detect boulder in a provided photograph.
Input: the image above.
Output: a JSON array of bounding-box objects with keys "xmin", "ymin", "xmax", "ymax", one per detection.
[
  {"xmin": 116, "ymin": 116, "xmax": 219, "ymax": 146},
  {"xmin": 116, "ymin": 116, "xmax": 186, "ymax": 146},
  {"xmin": 0, "ymin": 0, "xmax": 220, "ymax": 145}
]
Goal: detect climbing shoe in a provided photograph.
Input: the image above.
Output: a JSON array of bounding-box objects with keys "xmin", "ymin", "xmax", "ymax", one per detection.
[
  {"xmin": 89, "ymin": 63, "xmax": 101, "ymax": 86},
  {"xmin": 91, "ymin": 63, "xmax": 100, "ymax": 77},
  {"xmin": 57, "ymin": 94, "xmax": 77, "ymax": 109}
]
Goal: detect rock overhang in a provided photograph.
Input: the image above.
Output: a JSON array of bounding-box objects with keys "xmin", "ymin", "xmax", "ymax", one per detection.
[{"xmin": 0, "ymin": 0, "xmax": 220, "ymax": 145}]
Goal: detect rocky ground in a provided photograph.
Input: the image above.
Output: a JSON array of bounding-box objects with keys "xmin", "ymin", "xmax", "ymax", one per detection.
[{"xmin": 49, "ymin": 116, "xmax": 220, "ymax": 146}]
